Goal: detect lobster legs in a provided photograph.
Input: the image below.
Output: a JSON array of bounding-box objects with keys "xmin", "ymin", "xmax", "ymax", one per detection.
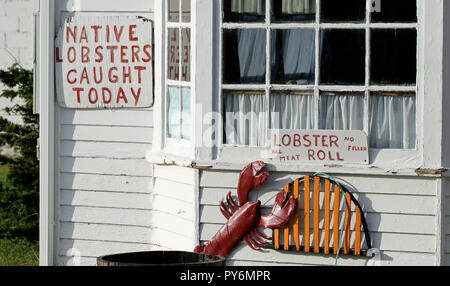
[{"xmin": 220, "ymin": 192, "xmax": 271, "ymax": 251}]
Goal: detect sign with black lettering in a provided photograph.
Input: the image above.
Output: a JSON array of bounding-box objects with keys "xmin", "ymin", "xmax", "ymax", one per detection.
[{"xmin": 55, "ymin": 15, "xmax": 153, "ymax": 108}]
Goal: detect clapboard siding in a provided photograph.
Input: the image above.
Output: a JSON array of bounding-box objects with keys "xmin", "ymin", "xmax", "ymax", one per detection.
[
  {"xmin": 60, "ymin": 157, "xmax": 153, "ymax": 177},
  {"xmin": 60, "ymin": 141, "xmax": 151, "ymax": 159},
  {"xmin": 60, "ymin": 125, "xmax": 153, "ymax": 143},
  {"xmin": 60, "ymin": 110, "xmax": 154, "ymax": 127},
  {"xmin": 199, "ymin": 169, "xmax": 438, "ymax": 265},
  {"xmin": 60, "ymin": 173, "xmax": 152, "ymax": 193},
  {"xmin": 225, "ymin": 245, "xmax": 436, "ymax": 266},
  {"xmin": 57, "ymin": 105, "xmax": 155, "ymax": 266},
  {"xmin": 147, "ymin": 165, "xmax": 198, "ymax": 252}
]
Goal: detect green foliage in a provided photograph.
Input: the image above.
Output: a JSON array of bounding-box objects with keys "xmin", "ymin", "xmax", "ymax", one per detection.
[{"xmin": 0, "ymin": 64, "xmax": 39, "ymax": 241}]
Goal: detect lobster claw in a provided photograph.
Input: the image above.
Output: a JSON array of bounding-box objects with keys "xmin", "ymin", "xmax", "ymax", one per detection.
[
  {"xmin": 237, "ymin": 161, "xmax": 269, "ymax": 206},
  {"xmin": 259, "ymin": 191, "xmax": 296, "ymax": 229}
]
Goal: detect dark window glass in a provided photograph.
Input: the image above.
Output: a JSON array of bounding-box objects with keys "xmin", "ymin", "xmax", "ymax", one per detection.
[
  {"xmin": 371, "ymin": 29, "xmax": 417, "ymax": 85},
  {"xmin": 371, "ymin": 0, "xmax": 417, "ymax": 23},
  {"xmin": 272, "ymin": 0, "xmax": 316, "ymax": 23},
  {"xmin": 223, "ymin": 29, "xmax": 266, "ymax": 84},
  {"xmin": 320, "ymin": 29, "xmax": 365, "ymax": 85},
  {"xmin": 320, "ymin": 0, "xmax": 366, "ymax": 23},
  {"xmin": 271, "ymin": 29, "xmax": 315, "ymax": 85},
  {"xmin": 223, "ymin": 0, "xmax": 265, "ymax": 23}
]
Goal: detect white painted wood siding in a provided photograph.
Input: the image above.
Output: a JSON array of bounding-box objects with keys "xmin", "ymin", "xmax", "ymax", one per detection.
[
  {"xmin": 55, "ymin": 0, "xmax": 156, "ymax": 266},
  {"xmin": 57, "ymin": 109, "xmax": 155, "ymax": 266},
  {"xmin": 199, "ymin": 170, "xmax": 438, "ymax": 266}
]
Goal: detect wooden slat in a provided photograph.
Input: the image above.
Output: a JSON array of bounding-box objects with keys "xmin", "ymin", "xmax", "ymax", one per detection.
[
  {"xmin": 293, "ymin": 179, "xmax": 300, "ymax": 251},
  {"xmin": 333, "ymin": 185, "xmax": 340, "ymax": 255},
  {"xmin": 304, "ymin": 176, "xmax": 310, "ymax": 253},
  {"xmin": 284, "ymin": 184, "xmax": 290, "ymax": 251},
  {"xmin": 355, "ymin": 206, "xmax": 362, "ymax": 256},
  {"xmin": 324, "ymin": 179, "xmax": 331, "ymax": 254},
  {"xmin": 274, "ymin": 229, "xmax": 280, "ymax": 249},
  {"xmin": 344, "ymin": 193, "xmax": 351, "ymax": 255},
  {"xmin": 314, "ymin": 177, "xmax": 320, "ymax": 253}
]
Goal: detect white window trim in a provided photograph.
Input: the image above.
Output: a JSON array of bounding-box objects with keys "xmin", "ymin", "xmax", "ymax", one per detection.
[
  {"xmin": 151, "ymin": 0, "xmax": 214, "ymax": 164},
  {"xmin": 213, "ymin": 0, "xmax": 423, "ymax": 171},
  {"xmin": 151, "ymin": 0, "xmax": 449, "ymax": 176}
]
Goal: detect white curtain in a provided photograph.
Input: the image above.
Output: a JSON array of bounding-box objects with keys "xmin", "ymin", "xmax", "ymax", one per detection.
[
  {"xmin": 281, "ymin": 0, "xmax": 315, "ymax": 14},
  {"xmin": 231, "ymin": 0, "xmax": 315, "ymax": 14},
  {"xmin": 369, "ymin": 95, "xmax": 416, "ymax": 149},
  {"xmin": 181, "ymin": 88, "xmax": 191, "ymax": 139},
  {"xmin": 319, "ymin": 94, "xmax": 365, "ymax": 130},
  {"xmin": 168, "ymin": 87, "xmax": 180, "ymax": 138},
  {"xmin": 272, "ymin": 29, "xmax": 315, "ymax": 84},
  {"xmin": 271, "ymin": 94, "xmax": 315, "ymax": 129},
  {"xmin": 224, "ymin": 93, "xmax": 267, "ymax": 146},
  {"xmin": 168, "ymin": 87, "xmax": 191, "ymax": 139},
  {"xmin": 231, "ymin": 0, "xmax": 265, "ymax": 14},
  {"xmin": 237, "ymin": 29, "xmax": 266, "ymax": 83}
]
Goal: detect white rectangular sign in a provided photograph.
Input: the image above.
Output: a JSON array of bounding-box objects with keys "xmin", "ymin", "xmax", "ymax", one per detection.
[
  {"xmin": 268, "ymin": 130, "xmax": 369, "ymax": 165},
  {"xmin": 55, "ymin": 15, "xmax": 153, "ymax": 108}
]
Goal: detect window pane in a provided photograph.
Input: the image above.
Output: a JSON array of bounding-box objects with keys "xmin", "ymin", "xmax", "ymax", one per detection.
[
  {"xmin": 181, "ymin": 88, "xmax": 191, "ymax": 139},
  {"xmin": 168, "ymin": 28, "xmax": 180, "ymax": 81},
  {"xmin": 181, "ymin": 0, "xmax": 191, "ymax": 22},
  {"xmin": 223, "ymin": 0, "xmax": 265, "ymax": 23},
  {"xmin": 223, "ymin": 29, "xmax": 266, "ymax": 84},
  {"xmin": 181, "ymin": 28, "xmax": 191, "ymax": 81},
  {"xmin": 319, "ymin": 92, "xmax": 364, "ymax": 130},
  {"xmin": 270, "ymin": 91, "xmax": 314, "ymax": 130},
  {"xmin": 371, "ymin": 29, "xmax": 417, "ymax": 85},
  {"xmin": 272, "ymin": 0, "xmax": 316, "ymax": 23},
  {"xmin": 168, "ymin": 87, "xmax": 181, "ymax": 137},
  {"xmin": 371, "ymin": 0, "xmax": 417, "ymax": 23},
  {"xmin": 320, "ymin": 0, "xmax": 366, "ymax": 23},
  {"xmin": 320, "ymin": 29, "xmax": 365, "ymax": 85},
  {"xmin": 223, "ymin": 91, "xmax": 267, "ymax": 146},
  {"xmin": 369, "ymin": 92, "xmax": 416, "ymax": 149},
  {"xmin": 169, "ymin": 0, "xmax": 180, "ymax": 22},
  {"xmin": 271, "ymin": 29, "xmax": 315, "ymax": 85}
]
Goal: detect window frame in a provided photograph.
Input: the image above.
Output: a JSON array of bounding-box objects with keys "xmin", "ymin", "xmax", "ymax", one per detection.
[
  {"xmin": 216, "ymin": 0, "xmax": 422, "ymax": 167},
  {"xmin": 165, "ymin": 0, "xmax": 193, "ymax": 144}
]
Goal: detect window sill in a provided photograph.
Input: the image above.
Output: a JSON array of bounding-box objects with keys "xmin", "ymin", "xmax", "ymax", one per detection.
[{"xmin": 146, "ymin": 146, "xmax": 448, "ymax": 178}]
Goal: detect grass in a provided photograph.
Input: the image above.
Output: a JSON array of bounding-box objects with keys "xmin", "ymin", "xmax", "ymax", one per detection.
[{"xmin": 0, "ymin": 238, "xmax": 39, "ymax": 266}]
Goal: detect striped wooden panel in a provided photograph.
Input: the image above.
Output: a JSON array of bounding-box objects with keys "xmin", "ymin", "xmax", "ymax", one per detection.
[{"xmin": 272, "ymin": 176, "xmax": 368, "ymax": 257}]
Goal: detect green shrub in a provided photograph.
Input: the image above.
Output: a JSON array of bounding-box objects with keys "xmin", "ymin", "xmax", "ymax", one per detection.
[{"xmin": 0, "ymin": 64, "xmax": 39, "ymax": 241}]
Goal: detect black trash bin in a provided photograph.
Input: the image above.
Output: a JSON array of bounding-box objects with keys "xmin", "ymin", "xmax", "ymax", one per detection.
[{"xmin": 97, "ymin": 251, "xmax": 226, "ymax": 266}]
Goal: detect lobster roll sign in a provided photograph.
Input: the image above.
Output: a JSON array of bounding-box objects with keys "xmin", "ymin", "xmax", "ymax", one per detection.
[
  {"xmin": 55, "ymin": 15, "xmax": 153, "ymax": 109},
  {"xmin": 268, "ymin": 129, "xmax": 369, "ymax": 165}
]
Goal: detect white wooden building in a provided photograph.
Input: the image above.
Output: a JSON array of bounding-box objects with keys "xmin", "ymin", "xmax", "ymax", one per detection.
[{"xmin": 38, "ymin": 0, "xmax": 450, "ymax": 266}]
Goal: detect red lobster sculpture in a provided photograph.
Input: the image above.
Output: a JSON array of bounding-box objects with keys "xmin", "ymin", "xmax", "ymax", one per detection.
[{"xmin": 194, "ymin": 161, "xmax": 296, "ymax": 257}]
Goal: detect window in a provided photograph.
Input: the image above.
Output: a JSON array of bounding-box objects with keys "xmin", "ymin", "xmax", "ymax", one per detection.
[
  {"xmin": 220, "ymin": 0, "xmax": 417, "ymax": 150},
  {"xmin": 166, "ymin": 0, "xmax": 192, "ymax": 140}
]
